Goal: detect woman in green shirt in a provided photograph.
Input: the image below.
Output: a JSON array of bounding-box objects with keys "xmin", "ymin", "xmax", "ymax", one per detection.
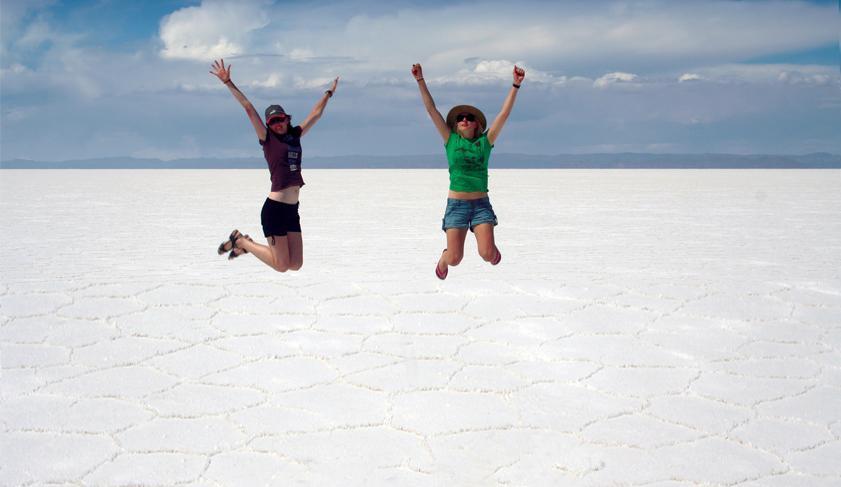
[{"xmin": 411, "ymin": 63, "xmax": 525, "ymax": 279}]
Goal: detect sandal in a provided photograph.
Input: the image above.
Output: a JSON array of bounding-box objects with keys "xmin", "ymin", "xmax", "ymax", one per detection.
[
  {"xmin": 435, "ymin": 249, "xmax": 448, "ymax": 280},
  {"xmin": 491, "ymin": 248, "xmax": 501, "ymax": 266},
  {"xmin": 228, "ymin": 234, "xmax": 253, "ymax": 260},
  {"xmin": 217, "ymin": 229, "xmax": 242, "ymax": 255}
]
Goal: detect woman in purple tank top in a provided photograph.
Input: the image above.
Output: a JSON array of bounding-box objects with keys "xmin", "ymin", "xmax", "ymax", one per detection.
[{"xmin": 210, "ymin": 59, "xmax": 338, "ymax": 272}]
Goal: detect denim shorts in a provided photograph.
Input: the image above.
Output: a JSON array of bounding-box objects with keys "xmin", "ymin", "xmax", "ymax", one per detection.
[{"xmin": 441, "ymin": 197, "xmax": 498, "ymax": 232}]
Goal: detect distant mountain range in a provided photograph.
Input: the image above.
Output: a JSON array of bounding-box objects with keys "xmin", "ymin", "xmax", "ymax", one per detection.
[{"xmin": 2, "ymin": 153, "xmax": 840, "ymax": 169}]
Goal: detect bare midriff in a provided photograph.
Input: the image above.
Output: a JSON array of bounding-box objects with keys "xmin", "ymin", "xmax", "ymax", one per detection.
[
  {"xmin": 268, "ymin": 185, "xmax": 301, "ymax": 204},
  {"xmin": 448, "ymin": 190, "xmax": 488, "ymax": 200}
]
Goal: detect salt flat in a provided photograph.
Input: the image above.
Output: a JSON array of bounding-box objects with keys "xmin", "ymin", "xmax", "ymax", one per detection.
[{"xmin": 1, "ymin": 169, "xmax": 840, "ymax": 486}]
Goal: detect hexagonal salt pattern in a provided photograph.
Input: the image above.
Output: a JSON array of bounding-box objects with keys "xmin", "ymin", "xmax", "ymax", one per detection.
[{"xmin": 1, "ymin": 169, "xmax": 840, "ymax": 485}]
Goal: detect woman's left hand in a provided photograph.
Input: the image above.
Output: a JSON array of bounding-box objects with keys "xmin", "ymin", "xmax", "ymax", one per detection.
[
  {"xmin": 513, "ymin": 65, "xmax": 525, "ymax": 84},
  {"xmin": 329, "ymin": 77, "xmax": 339, "ymax": 94}
]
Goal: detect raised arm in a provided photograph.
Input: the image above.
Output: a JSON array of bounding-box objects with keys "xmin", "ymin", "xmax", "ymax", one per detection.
[
  {"xmin": 487, "ymin": 66, "xmax": 525, "ymax": 145},
  {"xmin": 412, "ymin": 64, "xmax": 450, "ymax": 143},
  {"xmin": 300, "ymin": 77, "xmax": 339, "ymax": 137},
  {"xmin": 210, "ymin": 59, "xmax": 266, "ymax": 141}
]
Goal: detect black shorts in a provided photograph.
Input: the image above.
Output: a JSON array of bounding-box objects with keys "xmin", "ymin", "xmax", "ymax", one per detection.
[{"xmin": 261, "ymin": 198, "xmax": 301, "ymax": 237}]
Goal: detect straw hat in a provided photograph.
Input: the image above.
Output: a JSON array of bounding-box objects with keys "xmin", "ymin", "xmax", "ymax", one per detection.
[{"xmin": 446, "ymin": 105, "xmax": 486, "ymax": 130}]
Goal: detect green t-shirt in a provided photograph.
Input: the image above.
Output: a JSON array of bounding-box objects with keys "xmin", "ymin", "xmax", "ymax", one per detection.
[{"xmin": 445, "ymin": 131, "xmax": 493, "ymax": 192}]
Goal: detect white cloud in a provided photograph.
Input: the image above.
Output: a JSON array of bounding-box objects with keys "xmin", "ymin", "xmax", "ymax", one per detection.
[
  {"xmin": 777, "ymin": 71, "xmax": 833, "ymax": 86},
  {"xmin": 283, "ymin": 1, "xmax": 836, "ymax": 77},
  {"xmin": 288, "ymin": 49, "xmax": 315, "ymax": 62},
  {"xmin": 292, "ymin": 76, "xmax": 335, "ymax": 90},
  {"xmin": 473, "ymin": 60, "xmax": 515, "ymax": 77},
  {"xmin": 16, "ymin": 19, "xmax": 53, "ymax": 48},
  {"xmin": 0, "ymin": 0, "xmax": 53, "ymax": 57},
  {"xmin": 251, "ymin": 72, "xmax": 284, "ymax": 88},
  {"xmin": 159, "ymin": 0, "xmax": 270, "ymax": 61},
  {"xmin": 1, "ymin": 63, "xmax": 29, "ymax": 75},
  {"xmin": 689, "ymin": 64, "xmax": 840, "ymax": 85},
  {"xmin": 678, "ymin": 73, "xmax": 702, "ymax": 83},
  {"xmin": 246, "ymin": 72, "xmax": 334, "ymax": 91},
  {"xmin": 429, "ymin": 59, "xmax": 563, "ymax": 86},
  {"xmin": 3, "ymin": 0, "xmax": 841, "ymax": 161},
  {"xmin": 148, "ymin": 1, "xmax": 838, "ymax": 88},
  {"xmin": 0, "ymin": 23, "xmax": 102, "ymax": 99},
  {"xmin": 431, "ymin": 59, "xmax": 518, "ymax": 85},
  {"xmin": 594, "ymin": 72, "xmax": 639, "ymax": 88}
]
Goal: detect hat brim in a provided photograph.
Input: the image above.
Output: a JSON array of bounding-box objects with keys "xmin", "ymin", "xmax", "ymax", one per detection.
[
  {"xmin": 446, "ymin": 105, "xmax": 487, "ymax": 131},
  {"xmin": 264, "ymin": 105, "xmax": 287, "ymax": 120}
]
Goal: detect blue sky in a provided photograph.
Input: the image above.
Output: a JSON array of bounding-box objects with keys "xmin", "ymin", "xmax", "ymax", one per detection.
[{"xmin": 1, "ymin": 0, "xmax": 839, "ymax": 161}]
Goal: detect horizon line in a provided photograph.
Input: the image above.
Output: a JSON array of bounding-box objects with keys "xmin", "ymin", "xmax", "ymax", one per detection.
[{"xmin": 3, "ymin": 151, "xmax": 840, "ymax": 164}]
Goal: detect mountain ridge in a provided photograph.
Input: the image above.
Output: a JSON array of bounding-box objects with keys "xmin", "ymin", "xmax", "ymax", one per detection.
[{"xmin": 2, "ymin": 152, "xmax": 840, "ymax": 168}]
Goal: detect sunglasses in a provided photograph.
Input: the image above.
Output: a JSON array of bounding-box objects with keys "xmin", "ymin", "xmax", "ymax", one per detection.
[
  {"xmin": 456, "ymin": 113, "xmax": 476, "ymax": 123},
  {"xmin": 267, "ymin": 116, "xmax": 288, "ymax": 125}
]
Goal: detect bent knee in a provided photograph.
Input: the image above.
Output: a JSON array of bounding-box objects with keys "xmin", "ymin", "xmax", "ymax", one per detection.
[
  {"xmin": 273, "ymin": 263, "xmax": 290, "ymax": 273},
  {"xmin": 447, "ymin": 253, "xmax": 464, "ymax": 266},
  {"xmin": 479, "ymin": 248, "xmax": 496, "ymax": 261}
]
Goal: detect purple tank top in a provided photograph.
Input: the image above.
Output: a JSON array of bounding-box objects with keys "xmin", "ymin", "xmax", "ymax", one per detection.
[{"xmin": 259, "ymin": 125, "xmax": 305, "ymax": 191}]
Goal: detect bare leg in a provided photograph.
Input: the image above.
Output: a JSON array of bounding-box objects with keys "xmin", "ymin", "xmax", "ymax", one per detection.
[
  {"xmin": 238, "ymin": 235, "xmax": 291, "ymax": 272},
  {"xmin": 286, "ymin": 232, "xmax": 303, "ymax": 271},
  {"xmin": 472, "ymin": 223, "xmax": 499, "ymax": 262},
  {"xmin": 438, "ymin": 228, "xmax": 468, "ymax": 272}
]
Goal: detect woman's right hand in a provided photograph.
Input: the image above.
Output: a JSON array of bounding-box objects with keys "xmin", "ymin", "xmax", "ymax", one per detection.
[
  {"xmin": 513, "ymin": 65, "xmax": 525, "ymax": 84},
  {"xmin": 411, "ymin": 63, "xmax": 424, "ymax": 81},
  {"xmin": 210, "ymin": 59, "xmax": 232, "ymax": 84}
]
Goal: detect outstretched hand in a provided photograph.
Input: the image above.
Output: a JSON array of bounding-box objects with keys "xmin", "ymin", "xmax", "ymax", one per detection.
[
  {"xmin": 329, "ymin": 77, "xmax": 339, "ymax": 93},
  {"xmin": 513, "ymin": 65, "xmax": 525, "ymax": 84},
  {"xmin": 411, "ymin": 63, "xmax": 424, "ymax": 80},
  {"xmin": 210, "ymin": 59, "xmax": 231, "ymax": 84}
]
